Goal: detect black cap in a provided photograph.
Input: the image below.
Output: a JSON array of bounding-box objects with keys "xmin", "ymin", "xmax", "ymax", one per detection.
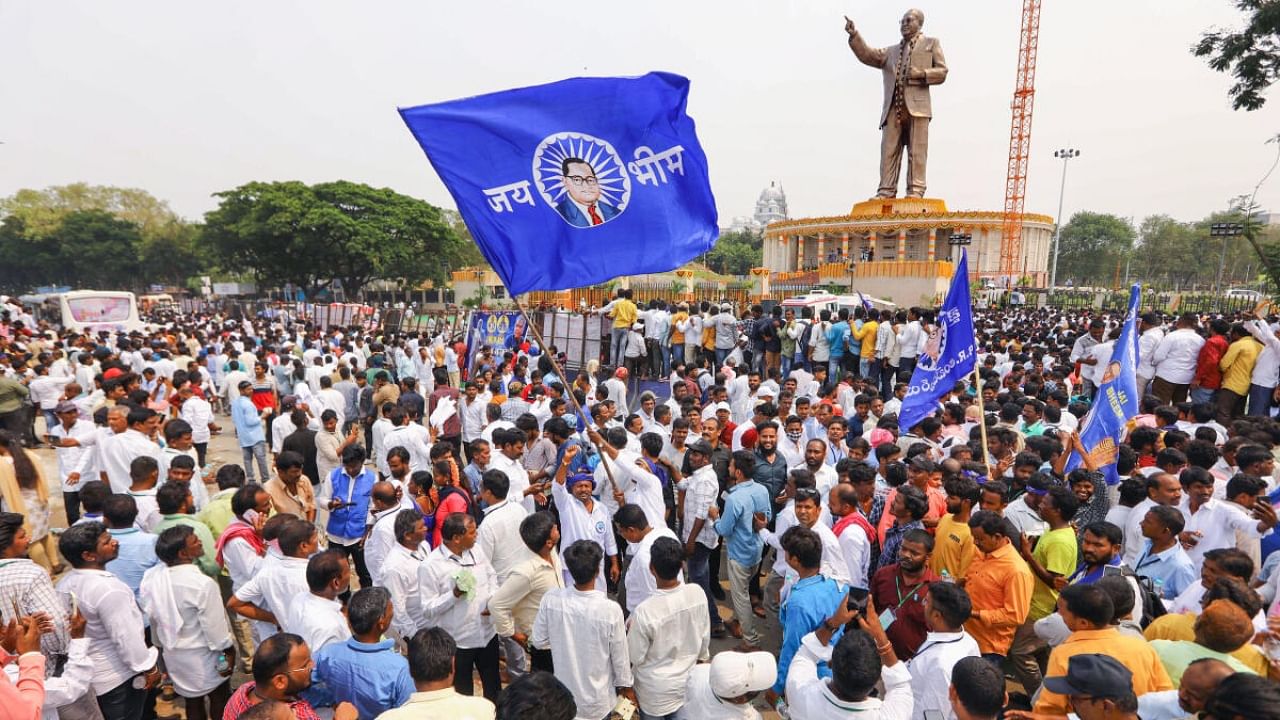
[
  {"xmin": 1042, "ymin": 654, "xmax": 1133, "ymax": 699},
  {"xmin": 685, "ymin": 438, "xmax": 713, "ymax": 456}
]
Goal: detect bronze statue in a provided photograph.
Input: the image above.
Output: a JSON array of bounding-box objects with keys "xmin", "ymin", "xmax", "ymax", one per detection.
[{"xmin": 845, "ymin": 9, "xmax": 948, "ymax": 198}]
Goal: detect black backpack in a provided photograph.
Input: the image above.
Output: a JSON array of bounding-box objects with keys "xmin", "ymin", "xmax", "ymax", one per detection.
[{"xmin": 1120, "ymin": 566, "xmax": 1167, "ymax": 628}]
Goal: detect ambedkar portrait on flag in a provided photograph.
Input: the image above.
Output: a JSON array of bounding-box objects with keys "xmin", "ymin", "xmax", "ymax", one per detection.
[{"xmin": 540, "ymin": 140, "xmax": 626, "ymax": 227}]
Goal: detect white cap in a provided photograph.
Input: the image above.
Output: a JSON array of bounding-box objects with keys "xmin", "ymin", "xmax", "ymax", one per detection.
[
  {"xmin": 714, "ymin": 401, "xmax": 731, "ymax": 413},
  {"xmin": 632, "ymin": 322, "xmax": 643, "ymax": 330},
  {"xmin": 710, "ymin": 651, "xmax": 777, "ymax": 698}
]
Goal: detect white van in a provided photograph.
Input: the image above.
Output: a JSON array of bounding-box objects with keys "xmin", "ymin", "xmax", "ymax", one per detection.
[
  {"xmin": 45, "ymin": 291, "xmax": 145, "ymax": 334},
  {"xmin": 780, "ymin": 290, "xmax": 897, "ymax": 318}
]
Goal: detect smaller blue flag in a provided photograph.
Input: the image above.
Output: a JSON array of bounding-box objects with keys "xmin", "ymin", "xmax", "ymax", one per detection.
[
  {"xmin": 898, "ymin": 250, "xmax": 977, "ymax": 433},
  {"xmin": 858, "ymin": 291, "xmax": 874, "ymax": 312},
  {"xmin": 1066, "ymin": 284, "xmax": 1141, "ymax": 485},
  {"xmin": 399, "ymin": 72, "xmax": 718, "ymax": 295}
]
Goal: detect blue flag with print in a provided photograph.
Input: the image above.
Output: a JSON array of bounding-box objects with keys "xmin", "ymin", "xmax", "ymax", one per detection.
[
  {"xmin": 898, "ymin": 250, "xmax": 977, "ymax": 433},
  {"xmin": 399, "ymin": 72, "xmax": 718, "ymax": 295},
  {"xmin": 1066, "ymin": 284, "xmax": 1141, "ymax": 486}
]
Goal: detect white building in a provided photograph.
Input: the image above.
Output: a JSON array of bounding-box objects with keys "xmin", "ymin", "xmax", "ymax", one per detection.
[{"xmin": 727, "ymin": 182, "xmax": 789, "ymax": 233}]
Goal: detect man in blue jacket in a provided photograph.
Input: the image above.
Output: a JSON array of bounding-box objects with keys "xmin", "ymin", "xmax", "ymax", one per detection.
[
  {"xmin": 825, "ymin": 309, "xmax": 852, "ymax": 382},
  {"xmin": 321, "ymin": 444, "xmax": 377, "ymax": 588}
]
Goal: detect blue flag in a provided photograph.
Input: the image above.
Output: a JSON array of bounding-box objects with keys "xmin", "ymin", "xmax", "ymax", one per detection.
[
  {"xmin": 1066, "ymin": 284, "xmax": 1141, "ymax": 485},
  {"xmin": 898, "ymin": 250, "xmax": 977, "ymax": 433},
  {"xmin": 399, "ymin": 72, "xmax": 718, "ymax": 295}
]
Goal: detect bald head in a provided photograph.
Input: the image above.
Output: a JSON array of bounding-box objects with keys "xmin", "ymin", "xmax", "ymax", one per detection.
[
  {"xmin": 371, "ymin": 481, "xmax": 399, "ymax": 509},
  {"xmin": 1178, "ymin": 658, "xmax": 1234, "ymax": 713}
]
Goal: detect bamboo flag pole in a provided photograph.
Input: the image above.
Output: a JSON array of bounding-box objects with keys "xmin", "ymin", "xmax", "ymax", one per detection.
[
  {"xmin": 973, "ymin": 365, "xmax": 993, "ymax": 474},
  {"xmin": 512, "ymin": 295, "xmax": 620, "ymax": 494}
]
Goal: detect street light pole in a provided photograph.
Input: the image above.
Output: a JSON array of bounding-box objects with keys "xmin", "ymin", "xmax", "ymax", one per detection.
[
  {"xmin": 1211, "ymin": 222, "xmax": 1245, "ymax": 294},
  {"xmin": 1049, "ymin": 148, "xmax": 1080, "ymax": 291}
]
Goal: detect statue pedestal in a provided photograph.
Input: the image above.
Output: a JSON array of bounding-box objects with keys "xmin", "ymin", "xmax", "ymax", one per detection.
[{"xmin": 850, "ymin": 197, "xmax": 948, "ymax": 217}]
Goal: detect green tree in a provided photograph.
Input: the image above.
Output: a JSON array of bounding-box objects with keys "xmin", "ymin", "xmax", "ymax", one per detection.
[
  {"xmin": 703, "ymin": 229, "xmax": 762, "ymax": 275},
  {"xmin": 53, "ymin": 210, "xmax": 144, "ymax": 289},
  {"xmin": 0, "ymin": 183, "xmax": 182, "ymax": 238},
  {"xmin": 202, "ymin": 180, "xmax": 463, "ymax": 296},
  {"xmin": 1054, "ymin": 212, "xmax": 1136, "ymax": 286},
  {"xmin": 1193, "ymin": 0, "xmax": 1280, "ymax": 111}
]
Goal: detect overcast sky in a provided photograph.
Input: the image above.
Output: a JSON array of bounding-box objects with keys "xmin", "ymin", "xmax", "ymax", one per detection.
[{"xmin": 2, "ymin": 1, "xmax": 1277, "ymax": 231}]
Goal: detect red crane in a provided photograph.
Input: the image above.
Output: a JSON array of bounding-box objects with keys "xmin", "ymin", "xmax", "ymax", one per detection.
[{"xmin": 998, "ymin": 0, "xmax": 1043, "ymax": 280}]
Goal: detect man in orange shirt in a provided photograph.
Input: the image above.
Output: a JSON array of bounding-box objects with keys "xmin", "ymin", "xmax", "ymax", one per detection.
[
  {"xmin": 962, "ymin": 510, "xmax": 1033, "ymax": 662},
  {"xmin": 1034, "ymin": 583, "xmax": 1172, "ymax": 715}
]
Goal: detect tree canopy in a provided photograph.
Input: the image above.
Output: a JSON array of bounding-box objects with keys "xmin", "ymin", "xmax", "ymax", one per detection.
[
  {"xmin": 201, "ymin": 180, "xmax": 464, "ymax": 296},
  {"xmin": 702, "ymin": 229, "xmax": 762, "ymax": 276},
  {"xmin": 1194, "ymin": 0, "xmax": 1280, "ymax": 111},
  {"xmin": 1052, "ymin": 212, "xmax": 1136, "ymax": 286}
]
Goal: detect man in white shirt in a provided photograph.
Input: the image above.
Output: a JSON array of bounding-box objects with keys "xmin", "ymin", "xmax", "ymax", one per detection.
[
  {"xmin": 785, "ymin": 598, "xmax": 912, "ymax": 720},
  {"xmin": 98, "ymin": 407, "xmax": 163, "ymax": 494},
  {"xmin": 674, "ymin": 650, "xmax": 776, "ymax": 720},
  {"xmin": 597, "ymin": 428, "xmax": 667, "ymax": 532},
  {"xmin": 906, "ymin": 582, "xmax": 981, "ymax": 720},
  {"xmin": 228, "ymin": 518, "xmax": 316, "ymax": 639},
  {"xmin": 490, "ymin": 428, "xmax": 538, "ymax": 513},
  {"xmin": 48, "ymin": 400, "xmax": 97, "ymax": 524},
  {"xmin": 282, "ymin": 549, "xmax": 352, "ymax": 654},
  {"xmin": 532, "ymin": 539, "xmax": 634, "ymax": 719},
  {"xmin": 1178, "ymin": 469, "xmax": 1275, "ymax": 566},
  {"xmin": 615, "ymin": 504, "xmax": 679, "ymax": 614},
  {"xmin": 1135, "ymin": 314, "xmax": 1166, "ymax": 395},
  {"xmin": 552, "ymin": 446, "xmax": 620, "ymax": 591},
  {"xmin": 476, "ymin": 470, "xmax": 530, "ymax": 584},
  {"xmin": 1150, "ymin": 313, "xmax": 1207, "ymax": 405},
  {"xmin": 418, "ymin": 512, "xmax": 500, "ymax": 702},
  {"xmin": 361, "ymin": 482, "xmax": 405, "ymax": 586},
  {"xmin": 627, "ymin": 536, "xmax": 710, "ymax": 719},
  {"xmin": 381, "ymin": 511, "xmax": 429, "ymax": 642},
  {"xmin": 56, "ymin": 522, "xmax": 161, "ymax": 714}
]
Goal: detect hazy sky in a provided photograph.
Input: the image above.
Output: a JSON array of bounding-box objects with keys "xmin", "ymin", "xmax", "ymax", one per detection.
[{"xmin": 3, "ymin": 1, "xmax": 1277, "ymax": 231}]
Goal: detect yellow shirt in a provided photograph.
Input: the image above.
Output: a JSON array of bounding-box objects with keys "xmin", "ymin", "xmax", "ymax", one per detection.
[
  {"xmin": 609, "ymin": 299, "xmax": 637, "ymax": 329},
  {"xmin": 930, "ymin": 514, "xmax": 975, "ymax": 579},
  {"xmin": 962, "ymin": 542, "xmax": 1034, "ymax": 655},
  {"xmin": 1034, "ymin": 627, "xmax": 1173, "ymax": 715},
  {"xmin": 853, "ymin": 320, "xmax": 879, "ymax": 358},
  {"xmin": 670, "ymin": 311, "xmax": 689, "ymax": 345},
  {"xmin": 1219, "ymin": 336, "xmax": 1261, "ymax": 395},
  {"xmin": 1028, "ymin": 527, "xmax": 1079, "ymax": 621},
  {"xmin": 1144, "ymin": 611, "xmax": 1271, "ymax": 676}
]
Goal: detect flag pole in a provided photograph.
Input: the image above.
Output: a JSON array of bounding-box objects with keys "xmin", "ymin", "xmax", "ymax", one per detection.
[
  {"xmin": 512, "ymin": 294, "xmax": 620, "ymax": 494},
  {"xmin": 973, "ymin": 365, "xmax": 992, "ymax": 472}
]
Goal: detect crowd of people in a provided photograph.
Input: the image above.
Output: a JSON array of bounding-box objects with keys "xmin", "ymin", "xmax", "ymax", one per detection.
[{"xmin": 0, "ymin": 290, "xmax": 1279, "ymax": 720}]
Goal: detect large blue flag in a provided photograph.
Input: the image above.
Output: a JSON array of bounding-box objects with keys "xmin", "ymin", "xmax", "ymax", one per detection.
[
  {"xmin": 1066, "ymin": 284, "xmax": 1141, "ymax": 485},
  {"xmin": 898, "ymin": 250, "xmax": 977, "ymax": 432},
  {"xmin": 399, "ymin": 72, "xmax": 718, "ymax": 295}
]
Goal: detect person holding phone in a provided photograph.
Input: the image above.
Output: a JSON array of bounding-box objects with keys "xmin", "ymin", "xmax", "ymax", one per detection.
[
  {"xmin": 784, "ymin": 590, "xmax": 911, "ymax": 719},
  {"xmin": 319, "ymin": 444, "xmax": 377, "ymax": 589}
]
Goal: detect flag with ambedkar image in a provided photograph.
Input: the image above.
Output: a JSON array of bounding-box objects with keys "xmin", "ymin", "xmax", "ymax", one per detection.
[
  {"xmin": 1065, "ymin": 284, "xmax": 1141, "ymax": 486},
  {"xmin": 897, "ymin": 250, "xmax": 977, "ymax": 433},
  {"xmin": 398, "ymin": 72, "xmax": 719, "ymax": 295}
]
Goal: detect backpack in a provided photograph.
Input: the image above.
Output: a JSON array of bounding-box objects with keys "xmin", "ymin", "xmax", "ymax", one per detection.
[
  {"xmin": 1118, "ymin": 565, "xmax": 1167, "ymax": 628},
  {"xmin": 796, "ymin": 320, "xmax": 813, "ymax": 356}
]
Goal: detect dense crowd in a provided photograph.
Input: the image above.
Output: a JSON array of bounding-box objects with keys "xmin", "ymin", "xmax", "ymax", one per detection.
[{"xmin": 0, "ymin": 289, "xmax": 1279, "ymax": 720}]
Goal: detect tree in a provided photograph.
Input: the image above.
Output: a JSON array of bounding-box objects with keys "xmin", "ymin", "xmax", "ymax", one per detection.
[
  {"xmin": 703, "ymin": 229, "xmax": 762, "ymax": 275},
  {"xmin": 1053, "ymin": 212, "xmax": 1136, "ymax": 286},
  {"xmin": 202, "ymin": 180, "xmax": 463, "ymax": 297},
  {"xmin": 0, "ymin": 183, "xmax": 182, "ymax": 238},
  {"xmin": 1193, "ymin": 0, "xmax": 1280, "ymax": 111},
  {"xmin": 1133, "ymin": 215, "xmax": 1202, "ymax": 289},
  {"xmin": 53, "ymin": 211, "xmax": 144, "ymax": 289}
]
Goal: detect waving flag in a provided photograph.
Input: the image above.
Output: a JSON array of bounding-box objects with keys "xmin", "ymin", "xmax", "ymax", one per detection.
[
  {"xmin": 399, "ymin": 72, "xmax": 718, "ymax": 295},
  {"xmin": 1066, "ymin": 284, "xmax": 1141, "ymax": 485},
  {"xmin": 898, "ymin": 250, "xmax": 978, "ymax": 433}
]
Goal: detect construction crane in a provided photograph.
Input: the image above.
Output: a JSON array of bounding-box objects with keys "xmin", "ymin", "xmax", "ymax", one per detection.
[{"xmin": 998, "ymin": 0, "xmax": 1043, "ymax": 280}]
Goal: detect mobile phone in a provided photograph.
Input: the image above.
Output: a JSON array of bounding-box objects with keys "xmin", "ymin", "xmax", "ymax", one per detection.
[
  {"xmin": 846, "ymin": 587, "xmax": 870, "ymax": 614},
  {"xmin": 58, "ymin": 590, "xmax": 78, "ymax": 620},
  {"xmin": 242, "ymin": 509, "xmax": 261, "ymax": 525},
  {"xmin": 215, "ymin": 650, "xmax": 231, "ymax": 675},
  {"xmin": 923, "ymin": 711, "xmax": 945, "ymax": 720},
  {"xmin": 1102, "ymin": 565, "xmax": 1124, "ymax": 577}
]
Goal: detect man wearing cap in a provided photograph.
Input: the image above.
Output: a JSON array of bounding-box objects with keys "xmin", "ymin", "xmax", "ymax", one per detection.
[
  {"xmin": 675, "ymin": 650, "xmax": 775, "ymax": 720},
  {"xmin": 1008, "ymin": 654, "xmax": 1142, "ymax": 720},
  {"xmin": 679, "ymin": 437, "xmax": 727, "ymax": 637},
  {"xmin": 551, "ymin": 445, "xmax": 618, "ymax": 591},
  {"xmin": 48, "ymin": 399, "xmax": 96, "ymax": 524},
  {"xmin": 231, "ymin": 379, "xmax": 271, "ymax": 483}
]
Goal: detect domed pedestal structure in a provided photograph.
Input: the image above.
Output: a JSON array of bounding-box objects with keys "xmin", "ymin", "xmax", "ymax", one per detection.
[{"xmin": 763, "ymin": 198, "xmax": 1054, "ymax": 306}]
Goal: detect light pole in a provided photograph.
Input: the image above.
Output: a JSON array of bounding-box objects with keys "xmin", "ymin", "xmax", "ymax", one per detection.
[
  {"xmin": 1049, "ymin": 148, "xmax": 1081, "ymax": 291},
  {"xmin": 1211, "ymin": 222, "xmax": 1245, "ymax": 293},
  {"xmin": 948, "ymin": 232, "xmax": 972, "ymax": 266}
]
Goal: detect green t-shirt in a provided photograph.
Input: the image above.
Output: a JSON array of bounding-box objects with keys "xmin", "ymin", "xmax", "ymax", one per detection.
[
  {"xmin": 1029, "ymin": 526, "xmax": 1079, "ymax": 620},
  {"xmin": 1150, "ymin": 640, "xmax": 1256, "ymax": 688}
]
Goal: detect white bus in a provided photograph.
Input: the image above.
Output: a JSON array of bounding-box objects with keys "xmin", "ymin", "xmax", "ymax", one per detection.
[{"xmin": 41, "ymin": 291, "xmax": 145, "ymax": 334}]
